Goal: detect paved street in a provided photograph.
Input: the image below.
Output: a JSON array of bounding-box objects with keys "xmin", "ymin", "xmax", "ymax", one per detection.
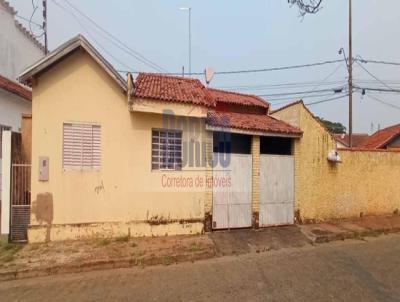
[{"xmin": 1, "ymin": 234, "xmax": 399, "ymax": 302}]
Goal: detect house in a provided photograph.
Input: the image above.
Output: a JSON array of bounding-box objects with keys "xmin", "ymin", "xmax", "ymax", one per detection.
[
  {"xmin": 334, "ymin": 133, "xmax": 369, "ymax": 148},
  {"xmin": 0, "ymin": 0, "xmax": 44, "ymax": 240},
  {"xmin": 0, "ymin": 0, "xmax": 45, "ymax": 80},
  {"xmin": 18, "ymin": 35, "xmax": 302, "ymax": 242},
  {"xmin": 358, "ymin": 124, "xmax": 400, "ymax": 150}
]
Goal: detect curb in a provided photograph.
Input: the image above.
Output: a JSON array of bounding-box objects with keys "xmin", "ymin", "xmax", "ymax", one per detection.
[
  {"xmin": 0, "ymin": 250, "xmax": 216, "ymax": 282},
  {"xmin": 308, "ymin": 227, "xmax": 400, "ymax": 244}
]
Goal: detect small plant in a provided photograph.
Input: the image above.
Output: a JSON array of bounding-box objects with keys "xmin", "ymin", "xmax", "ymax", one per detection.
[
  {"xmin": 190, "ymin": 242, "xmax": 201, "ymax": 252},
  {"xmin": 97, "ymin": 238, "xmax": 111, "ymax": 246},
  {"xmin": 130, "ymin": 242, "xmax": 137, "ymax": 248},
  {"xmin": 115, "ymin": 235, "xmax": 130, "ymax": 243}
]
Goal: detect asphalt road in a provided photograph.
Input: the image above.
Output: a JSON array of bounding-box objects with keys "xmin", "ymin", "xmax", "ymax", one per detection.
[{"xmin": 1, "ymin": 234, "xmax": 400, "ymax": 302}]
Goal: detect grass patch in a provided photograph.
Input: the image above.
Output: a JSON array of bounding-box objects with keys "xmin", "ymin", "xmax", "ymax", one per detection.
[
  {"xmin": 115, "ymin": 235, "xmax": 130, "ymax": 243},
  {"xmin": 190, "ymin": 242, "xmax": 202, "ymax": 252},
  {"xmin": 0, "ymin": 243, "xmax": 23, "ymax": 263},
  {"xmin": 97, "ymin": 238, "xmax": 111, "ymax": 246}
]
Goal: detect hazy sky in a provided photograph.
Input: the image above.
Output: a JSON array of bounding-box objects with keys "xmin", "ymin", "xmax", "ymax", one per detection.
[{"xmin": 10, "ymin": 0, "xmax": 400, "ymax": 133}]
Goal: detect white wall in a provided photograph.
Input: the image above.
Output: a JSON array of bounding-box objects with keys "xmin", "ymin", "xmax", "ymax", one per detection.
[
  {"xmin": 1, "ymin": 131, "xmax": 11, "ymax": 236},
  {"xmin": 0, "ymin": 90, "xmax": 32, "ymax": 132},
  {"xmin": 0, "ymin": 6, "xmax": 44, "ymax": 80}
]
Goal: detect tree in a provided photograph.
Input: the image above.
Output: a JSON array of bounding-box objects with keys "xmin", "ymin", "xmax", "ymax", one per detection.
[
  {"xmin": 288, "ymin": 0, "xmax": 323, "ymax": 16},
  {"xmin": 318, "ymin": 117, "xmax": 347, "ymax": 134}
]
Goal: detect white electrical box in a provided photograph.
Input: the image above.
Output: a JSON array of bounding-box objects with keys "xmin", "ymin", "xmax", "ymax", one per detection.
[{"xmin": 39, "ymin": 156, "xmax": 49, "ymax": 181}]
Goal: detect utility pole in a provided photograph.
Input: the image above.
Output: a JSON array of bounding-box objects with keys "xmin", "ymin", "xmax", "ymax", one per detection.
[
  {"xmin": 348, "ymin": 0, "xmax": 353, "ymax": 147},
  {"xmin": 43, "ymin": 0, "xmax": 48, "ymax": 54}
]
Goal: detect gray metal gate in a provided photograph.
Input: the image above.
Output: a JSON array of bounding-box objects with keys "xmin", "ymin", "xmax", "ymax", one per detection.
[
  {"xmin": 212, "ymin": 153, "xmax": 252, "ymax": 229},
  {"xmin": 10, "ymin": 164, "xmax": 31, "ymax": 242},
  {"xmin": 259, "ymin": 155, "xmax": 295, "ymax": 227}
]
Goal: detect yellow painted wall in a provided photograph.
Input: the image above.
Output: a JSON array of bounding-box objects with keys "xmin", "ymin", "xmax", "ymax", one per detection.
[
  {"xmin": 30, "ymin": 49, "xmax": 208, "ymax": 242},
  {"xmin": 272, "ymin": 102, "xmax": 400, "ymax": 221}
]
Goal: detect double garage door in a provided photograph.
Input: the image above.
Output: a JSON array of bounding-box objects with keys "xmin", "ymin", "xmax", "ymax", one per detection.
[{"xmin": 212, "ymin": 153, "xmax": 294, "ymax": 229}]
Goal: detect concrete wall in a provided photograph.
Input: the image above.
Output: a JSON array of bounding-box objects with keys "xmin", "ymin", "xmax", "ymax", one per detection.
[
  {"xmin": 0, "ymin": 6, "xmax": 44, "ymax": 80},
  {"xmin": 0, "ymin": 90, "xmax": 31, "ymax": 132},
  {"xmin": 30, "ymin": 50, "xmax": 208, "ymax": 242},
  {"xmin": 272, "ymin": 102, "xmax": 400, "ymax": 221}
]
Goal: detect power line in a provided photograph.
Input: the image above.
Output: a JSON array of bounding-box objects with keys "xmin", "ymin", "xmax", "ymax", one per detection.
[
  {"xmin": 257, "ymin": 87, "xmax": 345, "ymax": 98},
  {"xmin": 306, "ymin": 94, "xmax": 349, "ymax": 106},
  {"xmin": 366, "ymin": 94, "xmax": 400, "ymax": 111},
  {"xmin": 61, "ymin": 0, "xmax": 167, "ymax": 73},
  {"xmin": 117, "ymin": 59, "xmax": 345, "ymax": 76},
  {"xmin": 51, "ymin": 0, "xmax": 136, "ymax": 72},
  {"xmin": 299, "ymin": 64, "xmax": 344, "ymax": 100},
  {"xmin": 355, "ymin": 60, "xmax": 395, "ymax": 91},
  {"xmin": 267, "ymin": 92, "xmax": 339, "ymax": 102},
  {"xmin": 358, "ymin": 59, "xmax": 400, "ymax": 67},
  {"xmin": 15, "ymin": 14, "xmax": 43, "ymax": 27}
]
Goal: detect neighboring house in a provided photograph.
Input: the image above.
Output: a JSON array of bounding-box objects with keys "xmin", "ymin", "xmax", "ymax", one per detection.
[
  {"xmin": 0, "ymin": 75, "xmax": 32, "ymax": 237},
  {"xmin": 0, "ymin": 0, "xmax": 45, "ymax": 80},
  {"xmin": 0, "ymin": 0, "xmax": 43, "ymax": 238},
  {"xmin": 19, "ymin": 35, "xmax": 303, "ymax": 242},
  {"xmin": 358, "ymin": 124, "xmax": 400, "ymax": 150},
  {"xmin": 334, "ymin": 133, "xmax": 369, "ymax": 148}
]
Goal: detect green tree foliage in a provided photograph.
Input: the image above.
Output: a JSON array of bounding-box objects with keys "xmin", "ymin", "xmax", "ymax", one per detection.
[{"xmin": 318, "ymin": 117, "xmax": 347, "ymax": 134}]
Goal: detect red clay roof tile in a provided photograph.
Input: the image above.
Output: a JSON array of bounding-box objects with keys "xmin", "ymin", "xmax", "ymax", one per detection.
[
  {"xmin": 206, "ymin": 88, "xmax": 269, "ymax": 109},
  {"xmin": 206, "ymin": 111, "xmax": 302, "ymax": 136},
  {"xmin": 134, "ymin": 73, "xmax": 214, "ymax": 107},
  {"xmin": 358, "ymin": 124, "xmax": 400, "ymax": 149},
  {"xmin": 334, "ymin": 133, "xmax": 369, "ymax": 147},
  {"xmin": 0, "ymin": 74, "xmax": 31, "ymax": 101}
]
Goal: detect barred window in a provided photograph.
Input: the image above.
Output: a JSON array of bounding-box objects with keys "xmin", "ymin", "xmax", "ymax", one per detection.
[
  {"xmin": 63, "ymin": 123, "xmax": 101, "ymax": 170},
  {"xmin": 152, "ymin": 129, "xmax": 182, "ymax": 170}
]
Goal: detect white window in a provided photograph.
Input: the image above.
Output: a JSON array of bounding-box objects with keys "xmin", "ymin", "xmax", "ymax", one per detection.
[
  {"xmin": 63, "ymin": 123, "xmax": 101, "ymax": 170},
  {"xmin": 152, "ymin": 129, "xmax": 182, "ymax": 170}
]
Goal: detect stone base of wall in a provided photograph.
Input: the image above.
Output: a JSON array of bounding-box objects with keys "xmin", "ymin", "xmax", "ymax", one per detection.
[{"xmin": 28, "ymin": 219, "xmax": 204, "ymax": 243}]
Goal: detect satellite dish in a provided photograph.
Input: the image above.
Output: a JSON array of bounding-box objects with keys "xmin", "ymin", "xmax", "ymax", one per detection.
[{"xmin": 205, "ymin": 67, "xmax": 214, "ymax": 85}]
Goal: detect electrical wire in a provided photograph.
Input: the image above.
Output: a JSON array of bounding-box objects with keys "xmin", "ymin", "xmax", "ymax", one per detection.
[
  {"xmin": 306, "ymin": 94, "xmax": 349, "ymax": 106},
  {"xmin": 51, "ymin": 0, "xmax": 136, "ymax": 72},
  {"xmin": 15, "ymin": 14, "xmax": 43, "ymax": 28},
  {"xmin": 257, "ymin": 87, "xmax": 345, "ymax": 98},
  {"xmin": 61, "ymin": 0, "xmax": 167, "ymax": 73},
  {"xmin": 366, "ymin": 94, "xmax": 400, "ymax": 111},
  {"xmin": 355, "ymin": 60, "xmax": 395, "ymax": 91},
  {"xmin": 117, "ymin": 59, "xmax": 345, "ymax": 76},
  {"xmin": 29, "ymin": 0, "xmax": 44, "ymax": 38},
  {"xmin": 358, "ymin": 59, "xmax": 400, "ymax": 67}
]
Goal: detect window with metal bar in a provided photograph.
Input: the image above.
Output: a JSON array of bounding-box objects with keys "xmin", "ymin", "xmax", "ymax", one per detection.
[
  {"xmin": 63, "ymin": 123, "xmax": 101, "ymax": 170},
  {"xmin": 151, "ymin": 129, "xmax": 182, "ymax": 171}
]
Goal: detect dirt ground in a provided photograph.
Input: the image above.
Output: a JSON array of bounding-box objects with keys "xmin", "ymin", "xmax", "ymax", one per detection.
[{"xmin": 0, "ymin": 234, "xmax": 215, "ymax": 273}]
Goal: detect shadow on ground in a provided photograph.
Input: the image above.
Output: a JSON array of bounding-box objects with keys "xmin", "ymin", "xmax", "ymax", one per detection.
[{"xmin": 209, "ymin": 226, "xmax": 312, "ymax": 256}]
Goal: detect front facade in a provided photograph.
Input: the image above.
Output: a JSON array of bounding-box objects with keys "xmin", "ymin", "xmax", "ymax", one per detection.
[{"xmin": 20, "ymin": 36, "xmax": 301, "ymax": 242}]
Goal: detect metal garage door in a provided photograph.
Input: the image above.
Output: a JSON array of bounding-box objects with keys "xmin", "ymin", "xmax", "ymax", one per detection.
[
  {"xmin": 260, "ymin": 155, "xmax": 294, "ymax": 226},
  {"xmin": 212, "ymin": 153, "xmax": 252, "ymax": 229}
]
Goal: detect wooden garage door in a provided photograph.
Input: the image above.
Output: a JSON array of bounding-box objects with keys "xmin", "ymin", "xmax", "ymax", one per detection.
[
  {"xmin": 212, "ymin": 153, "xmax": 252, "ymax": 229},
  {"xmin": 260, "ymin": 155, "xmax": 294, "ymax": 226}
]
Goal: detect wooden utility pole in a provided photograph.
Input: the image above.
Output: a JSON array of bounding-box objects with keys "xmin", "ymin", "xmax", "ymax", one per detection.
[
  {"xmin": 43, "ymin": 0, "xmax": 48, "ymax": 54},
  {"xmin": 348, "ymin": 0, "xmax": 353, "ymax": 147}
]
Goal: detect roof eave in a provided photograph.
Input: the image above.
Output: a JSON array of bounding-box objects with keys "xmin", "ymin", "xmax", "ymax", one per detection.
[
  {"xmin": 19, "ymin": 35, "xmax": 127, "ymax": 92},
  {"xmin": 205, "ymin": 124, "xmax": 302, "ymax": 138}
]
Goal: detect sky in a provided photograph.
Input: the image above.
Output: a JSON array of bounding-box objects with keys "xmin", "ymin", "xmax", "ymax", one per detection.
[{"xmin": 9, "ymin": 0, "xmax": 400, "ymax": 133}]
